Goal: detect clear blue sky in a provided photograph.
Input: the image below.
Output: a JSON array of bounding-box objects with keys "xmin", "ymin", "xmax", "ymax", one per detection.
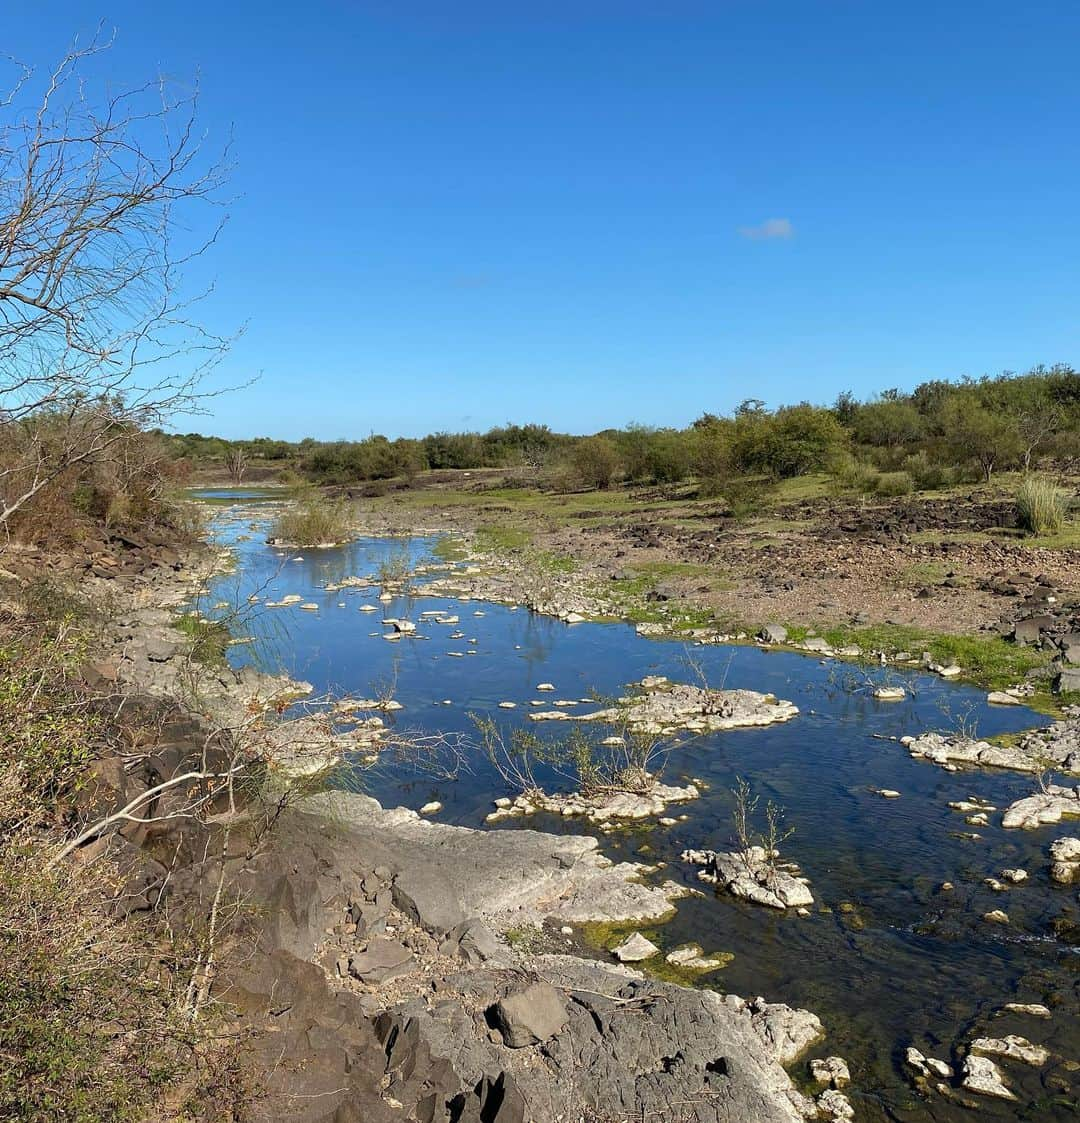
[{"xmin": 8, "ymin": 2, "xmax": 1080, "ymax": 439}]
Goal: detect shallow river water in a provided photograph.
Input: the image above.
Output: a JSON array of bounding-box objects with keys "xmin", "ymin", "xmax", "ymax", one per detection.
[{"xmin": 197, "ymin": 494, "xmax": 1080, "ymax": 1121}]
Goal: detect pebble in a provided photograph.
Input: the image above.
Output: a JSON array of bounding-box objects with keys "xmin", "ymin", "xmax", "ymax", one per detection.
[
  {"xmin": 419, "ymin": 801, "xmax": 442, "ymax": 815},
  {"xmin": 983, "ymin": 909, "xmax": 1010, "ymax": 925}
]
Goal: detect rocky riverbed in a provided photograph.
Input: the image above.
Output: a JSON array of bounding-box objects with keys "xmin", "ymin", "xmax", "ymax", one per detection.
[
  {"xmin": 89, "ymin": 493, "xmax": 1080, "ymax": 1122},
  {"xmin": 36, "ymin": 514, "xmax": 851, "ymax": 1123}
]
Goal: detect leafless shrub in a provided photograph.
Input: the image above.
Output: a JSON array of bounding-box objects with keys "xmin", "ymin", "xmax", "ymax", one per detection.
[
  {"xmin": 730, "ymin": 775, "xmax": 795, "ymax": 880},
  {"xmin": 0, "ymin": 31, "xmax": 235, "ymax": 535}
]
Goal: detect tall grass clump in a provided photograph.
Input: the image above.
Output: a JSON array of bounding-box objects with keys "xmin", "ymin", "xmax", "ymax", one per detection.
[
  {"xmin": 1016, "ymin": 475, "xmax": 1067, "ymax": 535},
  {"xmin": 269, "ymin": 491, "xmax": 352, "ymax": 546}
]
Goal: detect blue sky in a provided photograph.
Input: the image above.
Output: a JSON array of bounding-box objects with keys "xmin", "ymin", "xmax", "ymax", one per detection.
[{"xmin": 7, "ymin": 2, "xmax": 1080, "ymax": 439}]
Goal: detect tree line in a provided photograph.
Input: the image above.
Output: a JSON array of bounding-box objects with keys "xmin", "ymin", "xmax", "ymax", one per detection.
[{"xmin": 170, "ymin": 364, "xmax": 1080, "ymax": 497}]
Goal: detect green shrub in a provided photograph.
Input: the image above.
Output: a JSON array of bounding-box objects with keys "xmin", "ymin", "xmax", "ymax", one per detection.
[
  {"xmin": 901, "ymin": 450, "xmax": 950, "ymax": 491},
  {"xmin": 874, "ymin": 471, "xmax": 914, "ymax": 497},
  {"xmin": 1016, "ymin": 475, "xmax": 1067, "ymax": 535},
  {"xmin": 269, "ymin": 492, "xmax": 352, "ymax": 546},
  {"xmin": 565, "ymin": 436, "xmax": 621, "ymax": 490},
  {"xmin": 826, "ymin": 451, "xmax": 878, "ymax": 494}
]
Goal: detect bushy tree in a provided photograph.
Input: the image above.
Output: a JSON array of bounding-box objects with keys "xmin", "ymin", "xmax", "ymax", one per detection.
[{"xmin": 567, "ymin": 436, "xmax": 621, "ymax": 490}]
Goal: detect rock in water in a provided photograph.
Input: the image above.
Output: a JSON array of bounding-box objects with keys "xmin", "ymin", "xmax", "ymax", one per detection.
[
  {"xmin": 809, "ymin": 1056, "xmax": 851, "ymax": 1089},
  {"xmin": 962, "ymin": 1055, "xmax": 1016, "ymax": 1100},
  {"xmin": 612, "ymin": 932, "xmax": 659, "ymax": 962},
  {"xmin": 971, "ymin": 1034, "xmax": 1050, "ymax": 1066}
]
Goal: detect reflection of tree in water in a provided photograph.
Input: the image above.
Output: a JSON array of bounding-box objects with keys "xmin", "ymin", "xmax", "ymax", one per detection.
[{"xmin": 510, "ymin": 609, "xmax": 560, "ymax": 669}]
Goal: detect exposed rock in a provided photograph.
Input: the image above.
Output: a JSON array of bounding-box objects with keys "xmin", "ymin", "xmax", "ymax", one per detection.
[
  {"xmin": 490, "ymin": 981, "xmax": 569, "ymax": 1047},
  {"xmin": 760, "ymin": 623, "xmax": 788, "ymax": 643},
  {"xmin": 438, "ymin": 919, "xmax": 508, "ymax": 967},
  {"xmin": 873, "ymin": 686, "xmax": 905, "ymax": 701},
  {"xmin": 983, "ymin": 909, "xmax": 1009, "ymax": 925},
  {"xmin": 392, "ymin": 866, "xmax": 468, "ymax": 936},
  {"xmin": 1001, "ymin": 1003, "xmax": 1052, "ymax": 1018},
  {"xmin": 816, "ymin": 1089, "xmax": 854, "ymax": 1121},
  {"xmin": 305, "ymin": 791, "xmax": 688, "ymax": 929},
  {"xmin": 1002, "ymin": 785, "xmax": 1080, "ymax": 829},
  {"xmin": 561, "ymin": 680, "xmax": 798, "ymax": 735},
  {"xmin": 612, "ymin": 932, "xmax": 659, "ymax": 962},
  {"xmin": 1056, "ymin": 666, "xmax": 1080, "ymax": 693},
  {"xmin": 962, "ymin": 1055, "xmax": 1015, "ymax": 1100},
  {"xmin": 489, "ymin": 779, "xmax": 699, "ymax": 824},
  {"xmin": 971, "ymin": 1034, "xmax": 1050, "ymax": 1066},
  {"xmin": 347, "ymin": 938, "xmax": 414, "ymax": 984},
  {"xmin": 683, "ymin": 847, "xmax": 814, "ymax": 910},
  {"xmin": 1049, "ymin": 836, "xmax": 1080, "ymax": 883},
  {"xmin": 906, "ymin": 730, "xmax": 1071, "ymax": 775},
  {"xmin": 809, "ymin": 1056, "xmax": 850, "ymax": 1089},
  {"xmin": 987, "ymin": 690, "xmax": 1022, "ymax": 705},
  {"xmin": 665, "ymin": 943, "xmax": 733, "ymax": 971}
]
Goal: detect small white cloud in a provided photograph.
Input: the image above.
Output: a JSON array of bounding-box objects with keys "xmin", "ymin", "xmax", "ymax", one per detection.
[{"xmin": 738, "ymin": 217, "xmax": 794, "ymax": 241}]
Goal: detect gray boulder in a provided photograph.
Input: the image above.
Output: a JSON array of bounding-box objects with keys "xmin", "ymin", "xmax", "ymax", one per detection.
[
  {"xmin": 1012, "ymin": 615, "xmax": 1056, "ymax": 645},
  {"xmin": 490, "ymin": 981, "xmax": 570, "ymax": 1047},
  {"xmin": 392, "ymin": 866, "xmax": 467, "ymax": 935},
  {"xmin": 760, "ymin": 624, "xmax": 788, "ymax": 644},
  {"xmin": 1056, "ymin": 666, "xmax": 1080, "ymax": 694}
]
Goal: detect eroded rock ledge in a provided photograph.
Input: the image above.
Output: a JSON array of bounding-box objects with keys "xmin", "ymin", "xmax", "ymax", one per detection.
[{"xmin": 183, "ymin": 790, "xmax": 828, "ymax": 1122}]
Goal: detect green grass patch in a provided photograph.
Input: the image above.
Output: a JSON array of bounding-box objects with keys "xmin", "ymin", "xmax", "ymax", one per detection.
[
  {"xmin": 782, "ymin": 622, "xmax": 1053, "ymax": 691},
  {"xmin": 473, "ymin": 524, "xmax": 533, "ymax": 552},
  {"xmin": 430, "ymin": 535, "xmax": 468, "ymax": 562}
]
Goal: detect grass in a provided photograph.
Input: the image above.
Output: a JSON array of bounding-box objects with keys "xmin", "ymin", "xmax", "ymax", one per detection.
[
  {"xmin": 172, "ymin": 612, "xmax": 230, "ymax": 666},
  {"xmin": 430, "ymin": 535, "xmax": 468, "ymax": 562},
  {"xmin": 473, "ymin": 524, "xmax": 533, "ymax": 551},
  {"xmin": 781, "ymin": 622, "xmax": 1053, "ymax": 690},
  {"xmin": 887, "ymin": 560, "xmax": 951, "ymax": 590},
  {"xmin": 503, "ymin": 923, "xmax": 547, "ymax": 955},
  {"xmin": 1016, "ymin": 475, "xmax": 1068, "ymax": 535}
]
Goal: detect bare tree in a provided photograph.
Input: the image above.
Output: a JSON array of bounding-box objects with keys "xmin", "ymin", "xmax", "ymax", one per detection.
[
  {"xmin": 0, "ymin": 29, "xmax": 233, "ymax": 531},
  {"xmin": 224, "ymin": 445, "xmax": 248, "ymax": 485}
]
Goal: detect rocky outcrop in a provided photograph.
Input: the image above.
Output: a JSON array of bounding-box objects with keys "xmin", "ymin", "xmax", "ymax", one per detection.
[
  {"xmin": 1002, "ymin": 784, "xmax": 1080, "ymax": 829},
  {"xmin": 564, "ymin": 678, "xmax": 799, "ymax": 735},
  {"xmin": 1049, "ymin": 836, "xmax": 1080, "ymax": 883},
  {"xmin": 682, "ymin": 847, "xmax": 814, "ymax": 910},
  {"xmin": 904, "ymin": 715, "xmax": 1080, "ymax": 776},
  {"xmin": 165, "ymin": 790, "xmax": 825, "ymax": 1122},
  {"xmin": 486, "ymin": 778, "xmax": 699, "ymax": 824}
]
